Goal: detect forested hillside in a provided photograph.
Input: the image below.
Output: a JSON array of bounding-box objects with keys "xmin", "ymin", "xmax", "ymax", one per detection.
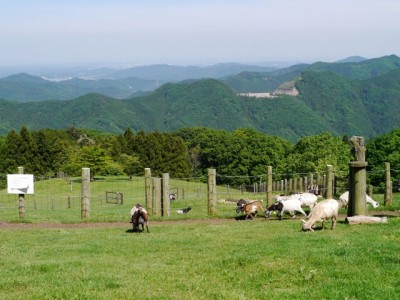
[{"xmin": 0, "ymin": 55, "xmax": 399, "ymax": 142}]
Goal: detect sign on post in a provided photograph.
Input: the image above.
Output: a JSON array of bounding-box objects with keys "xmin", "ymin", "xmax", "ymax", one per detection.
[{"xmin": 7, "ymin": 174, "xmax": 34, "ymax": 194}]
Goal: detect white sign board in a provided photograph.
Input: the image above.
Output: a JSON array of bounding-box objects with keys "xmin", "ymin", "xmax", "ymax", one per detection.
[{"xmin": 7, "ymin": 174, "xmax": 34, "ymax": 194}]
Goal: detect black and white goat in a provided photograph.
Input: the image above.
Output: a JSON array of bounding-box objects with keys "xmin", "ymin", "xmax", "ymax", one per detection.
[
  {"xmin": 265, "ymin": 198, "xmax": 308, "ymax": 220},
  {"xmin": 130, "ymin": 204, "xmax": 149, "ymax": 233},
  {"xmin": 177, "ymin": 206, "xmax": 192, "ymax": 214}
]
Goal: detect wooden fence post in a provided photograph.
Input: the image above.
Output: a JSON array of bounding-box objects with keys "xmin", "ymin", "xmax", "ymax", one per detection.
[
  {"xmin": 266, "ymin": 166, "xmax": 273, "ymax": 207},
  {"xmin": 17, "ymin": 166, "xmax": 25, "ymax": 218},
  {"xmin": 81, "ymin": 167, "xmax": 90, "ymax": 219},
  {"xmin": 145, "ymin": 168, "xmax": 152, "ymax": 214},
  {"xmin": 316, "ymin": 173, "xmax": 321, "ymax": 193},
  {"xmin": 162, "ymin": 173, "xmax": 170, "ymax": 217},
  {"xmin": 153, "ymin": 178, "xmax": 162, "ymax": 217},
  {"xmin": 384, "ymin": 162, "xmax": 392, "ymax": 206},
  {"xmin": 325, "ymin": 165, "xmax": 333, "ymax": 199},
  {"xmin": 208, "ymin": 168, "xmax": 217, "ymax": 215}
]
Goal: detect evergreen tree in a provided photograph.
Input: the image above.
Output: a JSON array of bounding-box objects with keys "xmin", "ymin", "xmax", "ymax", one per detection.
[{"xmin": 0, "ymin": 130, "xmax": 22, "ymax": 173}]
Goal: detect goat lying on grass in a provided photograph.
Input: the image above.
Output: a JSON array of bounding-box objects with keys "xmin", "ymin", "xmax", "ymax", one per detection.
[
  {"xmin": 301, "ymin": 199, "xmax": 339, "ymax": 232},
  {"xmin": 177, "ymin": 206, "xmax": 192, "ymax": 214},
  {"xmin": 130, "ymin": 204, "xmax": 149, "ymax": 233}
]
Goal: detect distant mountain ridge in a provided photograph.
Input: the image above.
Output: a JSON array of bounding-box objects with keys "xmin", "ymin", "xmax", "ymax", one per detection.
[
  {"xmin": 0, "ymin": 56, "xmax": 400, "ymax": 142},
  {"xmin": 0, "ymin": 63, "xmax": 277, "ymax": 101},
  {"xmin": 0, "ymin": 55, "xmax": 399, "ymax": 142},
  {"xmin": 1, "ymin": 55, "xmax": 399, "ymax": 101},
  {"xmin": 223, "ymin": 55, "xmax": 400, "ymax": 93},
  {"xmin": 335, "ymin": 56, "xmax": 367, "ymax": 63}
]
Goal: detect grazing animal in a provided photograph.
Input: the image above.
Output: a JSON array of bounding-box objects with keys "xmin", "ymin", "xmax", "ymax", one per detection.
[
  {"xmin": 338, "ymin": 191, "xmax": 379, "ymax": 208},
  {"xmin": 130, "ymin": 204, "xmax": 149, "ymax": 233},
  {"xmin": 177, "ymin": 206, "xmax": 192, "ymax": 214},
  {"xmin": 266, "ymin": 198, "xmax": 308, "ymax": 220},
  {"xmin": 242, "ymin": 201, "xmax": 266, "ymax": 220},
  {"xmin": 275, "ymin": 192, "xmax": 318, "ymax": 210},
  {"xmin": 236, "ymin": 199, "xmax": 249, "ymax": 213},
  {"xmin": 301, "ymin": 199, "xmax": 339, "ymax": 231},
  {"xmin": 169, "ymin": 193, "xmax": 176, "ymax": 201}
]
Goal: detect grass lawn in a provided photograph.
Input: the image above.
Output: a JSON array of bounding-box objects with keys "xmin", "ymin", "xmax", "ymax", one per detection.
[
  {"xmin": 1, "ymin": 214, "xmax": 400, "ymax": 299},
  {"xmin": 1, "ymin": 177, "xmax": 400, "ymax": 299}
]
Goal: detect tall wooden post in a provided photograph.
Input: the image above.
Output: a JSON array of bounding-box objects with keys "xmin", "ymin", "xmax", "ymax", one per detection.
[
  {"xmin": 266, "ymin": 166, "xmax": 273, "ymax": 207},
  {"xmin": 384, "ymin": 162, "xmax": 392, "ymax": 206},
  {"xmin": 145, "ymin": 168, "xmax": 152, "ymax": 214},
  {"xmin": 81, "ymin": 167, "xmax": 90, "ymax": 219},
  {"xmin": 348, "ymin": 136, "xmax": 367, "ymax": 216},
  {"xmin": 153, "ymin": 178, "xmax": 162, "ymax": 217},
  {"xmin": 208, "ymin": 169, "xmax": 217, "ymax": 215},
  {"xmin": 17, "ymin": 166, "xmax": 25, "ymax": 218},
  {"xmin": 162, "ymin": 173, "xmax": 170, "ymax": 217},
  {"xmin": 325, "ymin": 165, "xmax": 333, "ymax": 199}
]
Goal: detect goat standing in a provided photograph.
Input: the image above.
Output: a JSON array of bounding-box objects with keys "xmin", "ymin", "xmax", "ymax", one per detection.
[
  {"xmin": 242, "ymin": 201, "xmax": 266, "ymax": 220},
  {"xmin": 130, "ymin": 204, "xmax": 149, "ymax": 233}
]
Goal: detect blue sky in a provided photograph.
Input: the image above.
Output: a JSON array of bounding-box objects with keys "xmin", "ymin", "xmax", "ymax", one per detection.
[{"xmin": 1, "ymin": 0, "xmax": 399, "ymax": 67}]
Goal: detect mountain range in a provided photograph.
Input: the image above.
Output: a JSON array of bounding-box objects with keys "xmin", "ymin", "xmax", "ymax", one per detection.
[{"xmin": 0, "ymin": 55, "xmax": 399, "ymax": 142}]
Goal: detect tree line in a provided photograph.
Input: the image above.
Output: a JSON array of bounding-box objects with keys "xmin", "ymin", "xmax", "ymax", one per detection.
[{"xmin": 0, "ymin": 126, "xmax": 399, "ymax": 190}]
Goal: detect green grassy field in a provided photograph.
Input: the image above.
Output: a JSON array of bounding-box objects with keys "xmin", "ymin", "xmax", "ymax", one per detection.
[
  {"xmin": 1, "ymin": 215, "xmax": 400, "ymax": 299},
  {"xmin": 1, "ymin": 177, "xmax": 400, "ymax": 299}
]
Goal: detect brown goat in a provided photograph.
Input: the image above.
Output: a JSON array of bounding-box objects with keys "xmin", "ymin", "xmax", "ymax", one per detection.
[
  {"xmin": 242, "ymin": 201, "xmax": 266, "ymax": 220},
  {"xmin": 130, "ymin": 204, "xmax": 149, "ymax": 233}
]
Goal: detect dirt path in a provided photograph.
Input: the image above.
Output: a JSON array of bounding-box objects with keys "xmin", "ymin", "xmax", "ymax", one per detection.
[{"xmin": 0, "ymin": 218, "xmax": 232, "ymax": 230}]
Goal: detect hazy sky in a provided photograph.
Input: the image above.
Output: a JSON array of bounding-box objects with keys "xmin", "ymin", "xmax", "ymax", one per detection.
[{"xmin": 1, "ymin": 0, "xmax": 399, "ymax": 67}]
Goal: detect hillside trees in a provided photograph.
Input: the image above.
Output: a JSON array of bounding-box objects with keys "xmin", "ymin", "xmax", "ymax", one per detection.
[
  {"xmin": 0, "ymin": 125, "xmax": 396, "ymax": 191},
  {"xmin": 112, "ymin": 129, "xmax": 191, "ymax": 178},
  {"xmin": 173, "ymin": 127, "xmax": 293, "ymax": 185},
  {"xmin": 366, "ymin": 129, "xmax": 400, "ymax": 190},
  {"xmin": 284, "ymin": 132, "xmax": 353, "ymax": 179},
  {"xmin": 0, "ymin": 127, "xmax": 69, "ymax": 175}
]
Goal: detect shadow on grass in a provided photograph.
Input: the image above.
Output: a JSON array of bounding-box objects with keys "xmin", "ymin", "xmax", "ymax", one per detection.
[
  {"xmin": 234, "ymin": 214, "xmax": 271, "ymax": 221},
  {"xmin": 126, "ymin": 228, "xmax": 150, "ymax": 233}
]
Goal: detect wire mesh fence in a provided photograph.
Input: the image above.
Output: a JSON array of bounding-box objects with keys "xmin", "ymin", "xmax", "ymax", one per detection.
[
  {"xmin": 0, "ymin": 175, "xmax": 146, "ymax": 222},
  {"xmin": 1, "ymin": 165, "xmax": 399, "ymax": 222}
]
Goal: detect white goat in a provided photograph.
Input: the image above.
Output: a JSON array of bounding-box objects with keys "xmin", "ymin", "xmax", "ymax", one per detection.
[
  {"xmin": 301, "ymin": 199, "xmax": 339, "ymax": 231},
  {"xmin": 266, "ymin": 198, "xmax": 308, "ymax": 220},
  {"xmin": 275, "ymin": 192, "xmax": 318, "ymax": 209},
  {"xmin": 338, "ymin": 191, "xmax": 379, "ymax": 209}
]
